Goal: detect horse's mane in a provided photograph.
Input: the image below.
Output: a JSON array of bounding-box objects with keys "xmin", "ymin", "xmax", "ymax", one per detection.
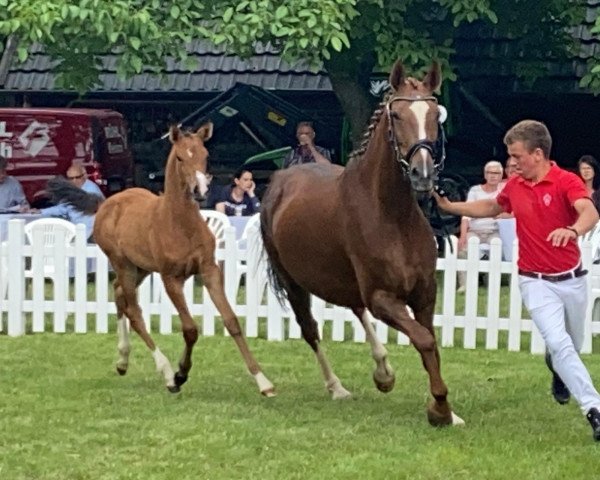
[
  {"xmin": 347, "ymin": 90, "xmax": 394, "ymax": 164},
  {"xmin": 346, "ymin": 77, "xmax": 424, "ymax": 165}
]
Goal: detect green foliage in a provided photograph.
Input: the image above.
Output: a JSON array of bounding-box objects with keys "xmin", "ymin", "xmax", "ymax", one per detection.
[{"xmin": 0, "ymin": 0, "xmax": 593, "ymax": 93}]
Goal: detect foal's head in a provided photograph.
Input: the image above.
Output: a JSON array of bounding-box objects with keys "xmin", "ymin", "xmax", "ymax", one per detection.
[
  {"xmin": 168, "ymin": 122, "xmax": 213, "ymax": 197},
  {"xmin": 386, "ymin": 60, "xmax": 445, "ymax": 196}
]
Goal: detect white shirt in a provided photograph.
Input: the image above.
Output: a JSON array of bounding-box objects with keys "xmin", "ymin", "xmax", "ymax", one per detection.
[{"xmin": 465, "ymin": 184, "xmax": 502, "ymax": 232}]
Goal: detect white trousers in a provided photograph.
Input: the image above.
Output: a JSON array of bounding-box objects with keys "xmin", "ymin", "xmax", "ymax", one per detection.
[{"xmin": 520, "ymin": 274, "xmax": 600, "ymax": 414}]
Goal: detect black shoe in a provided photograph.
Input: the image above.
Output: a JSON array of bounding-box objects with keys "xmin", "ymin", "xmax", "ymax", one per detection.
[
  {"xmin": 545, "ymin": 352, "xmax": 570, "ymax": 405},
  {"xmin": 586, "ymin": 408, "xmax": 600, "ymax": 441}
]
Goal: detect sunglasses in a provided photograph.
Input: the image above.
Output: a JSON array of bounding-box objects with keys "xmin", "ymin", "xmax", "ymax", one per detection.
[{"xmin": 67, "ymin": 174, "xmax": 85, "ymax": 180}]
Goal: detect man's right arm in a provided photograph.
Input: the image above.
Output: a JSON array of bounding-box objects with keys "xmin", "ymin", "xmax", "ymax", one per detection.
[{"xmin": 434, "ymin": 193, "xmax": 504, "ymax": 218}]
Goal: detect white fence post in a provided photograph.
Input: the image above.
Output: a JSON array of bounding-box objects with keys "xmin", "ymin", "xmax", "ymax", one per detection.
[{"xmin": 7, "ymin": 219, "xmax": 25, "ymax": 336}]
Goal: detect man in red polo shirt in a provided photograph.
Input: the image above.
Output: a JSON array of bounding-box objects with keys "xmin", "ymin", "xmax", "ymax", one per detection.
[{"xmin": 434, "ymin": 120, "xmax": 600, "ymax": 442}]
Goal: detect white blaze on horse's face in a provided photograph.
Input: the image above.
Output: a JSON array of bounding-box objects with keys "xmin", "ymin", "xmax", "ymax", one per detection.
[
  {"xmin": 409, "ymin": 101, "xmax": 431, "ymax": 178},
  {"xmin": 195, "ymin": 172, "xmax": 209, "ymax": 197}
]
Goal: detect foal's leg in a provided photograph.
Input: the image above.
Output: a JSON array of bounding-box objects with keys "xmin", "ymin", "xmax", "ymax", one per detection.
[
  {"xmin": 161, "ymin": 275, "xmax": 198, "ymax": 388},
  {"xmin": 201, "ymin": 262, "xmax": 275, "ymax": 397},
  {"xmin": 287, "ymin": 282, "xmax": 350, "ymax": 399},
  {"xmin": 114, "ymin": 268, "xmax": 149, "ymax": 375},
  {"xmin": 370, "ymin": 289, "xmax": 464, "ymax": 426},
  {"xmin": 114, "ymin": 263, "xmax": 177, "ymax": 392},
  {"xmin": 352, "ymin": 307, "xmax": 395, "ymax": 393}
]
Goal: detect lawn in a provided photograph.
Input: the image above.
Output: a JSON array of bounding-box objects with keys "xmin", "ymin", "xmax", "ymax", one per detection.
[{"xmin": 1, "ymin": 333, "xmax": 599, "ymax": 480}]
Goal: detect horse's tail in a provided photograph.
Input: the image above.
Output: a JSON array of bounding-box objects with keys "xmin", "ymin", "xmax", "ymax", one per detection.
[
  {"xmin": 46, "ymin": 177, "xmax": 104, "ymax": 215},
  {"xmin": 259, "ymin": 188, "xmax": 291, "ymax": 308}
]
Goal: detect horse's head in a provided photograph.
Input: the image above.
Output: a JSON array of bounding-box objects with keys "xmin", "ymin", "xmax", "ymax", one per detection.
[
  {"xmin": 168, "ymin": 122, "xmax": 213, "ymax": 198},
  {"xmin": 386, "ymin": 60, "xmax": 446, "ymax": 198}
]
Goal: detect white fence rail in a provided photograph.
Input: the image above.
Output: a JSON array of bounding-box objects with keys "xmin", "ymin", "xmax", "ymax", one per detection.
[{"xmin": 1, "ymin": 218, "xmax": 600, "ymax": 353}]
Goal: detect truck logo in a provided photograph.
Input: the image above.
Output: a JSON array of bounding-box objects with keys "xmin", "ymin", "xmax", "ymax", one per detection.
[{"xmin": 18, "ymin": 121, "xmax": 51, "ymax": 157}]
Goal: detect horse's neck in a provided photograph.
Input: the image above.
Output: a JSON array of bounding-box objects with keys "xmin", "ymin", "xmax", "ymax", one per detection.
[
  {"xmin": 349, "ymin": 124, "xmax": 416, "ymax": 215},
  {"xmin": 162, "ymin": 151, "xmax": 196, "ymax": 215}
]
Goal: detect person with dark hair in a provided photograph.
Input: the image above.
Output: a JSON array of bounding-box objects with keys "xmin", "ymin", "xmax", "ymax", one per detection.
[
  {"xmin": 0, "ymin": 155, "xmax": 29, "ymax": 212},
  {"xmin": 577, "ymin": 155, "xmax": 600, "ymax": 213},
  {"xmin": 215, "ymin": 168, "xmax": 260, "ymax": 216},
  {"xmin": 435, "ymin": 119, "xmax": 600, "ymax": 442},
  {"xmin": 282, "ymin": 121, "xmax": 331, "ymax": 168}
]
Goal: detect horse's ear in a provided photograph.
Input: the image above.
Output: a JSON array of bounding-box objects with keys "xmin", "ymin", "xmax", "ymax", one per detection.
[
  {"xmin": 196, "ymin": 122, "xmax": 213, "ymax": 142},
  {"xmin": 423, "ymin": 61, "xmax": 442, "ymax": 93},
  {"xmin": 389, "ymin": 60, "xmax": 406, "ymax": 91},
  {"xmin": 169, "ymin": 125, "xmax": 181, "ymax": 144}
]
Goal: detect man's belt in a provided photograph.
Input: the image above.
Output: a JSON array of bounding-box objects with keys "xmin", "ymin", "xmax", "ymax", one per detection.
[{"xmin": 518, "ymin": 265, "xmax": 588, "ymax": 283}]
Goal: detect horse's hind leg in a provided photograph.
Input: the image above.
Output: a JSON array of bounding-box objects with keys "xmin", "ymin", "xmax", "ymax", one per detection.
[
  {"xmin": 114, "ymin": 268, "xmax": 149, "ymax": 375},
  {"xmin": 161, "ymin": 275, "xmax": 198, "ymax": 389},
  {"xmin": 370, "ymin": 290, "xmax": 464, "ymax": 426},
  {"xmin": 201, "ymin": 262, "xmax": 275, "ymax": 397},
  {"xmin": 114, "ymin": 264, "xmax": 178, "ymax": 392},
  {"xmin": 352, "ymin": 308, "xmax": 395, "ymax": 393},
  {"xmin": 287, "ymin": 282, "xmax": 351, "ymax": 399}
]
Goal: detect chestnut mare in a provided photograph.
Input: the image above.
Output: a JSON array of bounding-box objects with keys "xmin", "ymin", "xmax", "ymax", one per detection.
[
  {"xmin": 260, "ymin": 60, "xmax": 463, "ymax": 426},
  {"xmin": 94, "ymin": 123, "xmax": 274, "ymax": 396}
]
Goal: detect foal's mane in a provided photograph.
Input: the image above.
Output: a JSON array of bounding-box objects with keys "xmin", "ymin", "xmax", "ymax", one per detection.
[{"xmin": 346, "ymin": 77, "xmax": 425, "ymax": 165}]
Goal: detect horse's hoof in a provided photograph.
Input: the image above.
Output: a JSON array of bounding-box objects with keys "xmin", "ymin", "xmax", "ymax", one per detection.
[
  {"xmin": 426, "ymin": 402, "xmax": 453, "ymax": 427},
  {"xmin": 167, "ymin": 384, "xmax": 181, "ymax": 394},
  {"xmin": 373, "ymin": 371, "xmax": 395, "ymax": 393},
  {"xmin": 116, "ymin": 366, "xmax": 127, "ymax": 376},
  {"xmin": 261, "ymin": 388, "xmax": 277, "ymax": 398},
  {"xmin": 174, "ymin": 371, "xmax": 188, "ymax": 387}
]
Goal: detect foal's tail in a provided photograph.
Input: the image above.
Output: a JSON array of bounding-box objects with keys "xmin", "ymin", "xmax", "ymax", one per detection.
[
  {"xmin": 259, "ymin": 192, "xmax": 291, "ymax": 307},
  {"xmin": 46, "ymin": 177, "xmax": 104, "ymax": 214}
]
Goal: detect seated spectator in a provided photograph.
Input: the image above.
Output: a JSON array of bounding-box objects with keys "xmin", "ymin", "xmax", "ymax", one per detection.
[
  {"xmin": 283, "ymin": 121, "xmax": 331, "ymax": 168},
  {"xmin": 502, "ymin": 156, "xmax": 519, "ymax": 183},
  {"xmin": 33, "ymin": 165, "xmax": 105, "ymax": 240},
  {"xmin": 457, "ymin": 160, "xmax": 504, "ymax": 293},
  {"xmin": 215, "ymin": 168, "xmax": 260, "ymax": 216},
  {"xmin": 577, "ymin": 155, "xmax": 600, "ymax": 213},
  {"xmin": 0, "ymin": 155, "xmax": 29, "ymax": 212}
]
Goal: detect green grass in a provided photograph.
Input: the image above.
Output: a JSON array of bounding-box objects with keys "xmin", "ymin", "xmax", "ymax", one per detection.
[{"xmin": 1, "ymin": 334, "xmax": 600, "ymax": 480}]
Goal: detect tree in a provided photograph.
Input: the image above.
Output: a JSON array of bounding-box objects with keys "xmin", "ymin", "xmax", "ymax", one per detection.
[{"xmin": 0, "ymin": 0, "xmax": 589, "ymax": 146}]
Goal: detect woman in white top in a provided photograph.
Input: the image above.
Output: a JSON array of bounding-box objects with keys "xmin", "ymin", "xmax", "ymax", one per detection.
[{"xmin": 457, "ymin": 160, "xmax": 504, "ymax": 292}]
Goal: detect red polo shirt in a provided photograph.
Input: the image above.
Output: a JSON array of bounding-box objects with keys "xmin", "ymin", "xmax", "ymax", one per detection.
[{"xmin": 496, "ymin": 162, "xmax": 590, "ymax": 273}]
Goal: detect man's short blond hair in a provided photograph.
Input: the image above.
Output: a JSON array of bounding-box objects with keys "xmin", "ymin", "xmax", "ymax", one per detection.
[{"xmin": 503, "ymin": 120, "xmax": 552, "ymax": 158}]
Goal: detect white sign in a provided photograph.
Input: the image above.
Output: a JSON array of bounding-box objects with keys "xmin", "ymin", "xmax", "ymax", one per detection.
[
  {"xmin": 18, "ymin": 121, "xmax": 51, "ymax": 157},
  {"xmin": 0, "ymin": 121, "xmax": 13, "ymax": 138}
]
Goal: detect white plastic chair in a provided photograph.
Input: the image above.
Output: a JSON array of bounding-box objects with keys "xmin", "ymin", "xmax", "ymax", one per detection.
[
  {"xmin": 580, "ymin": 222, "xmax": 600, "ymax": 264},
  {"xmin": 200, "ymin": 209, "xmax": 232, "ymax": 247},
  {"xmin": 23, "ymin": 218, "xmax": 77, "ymax": 281},
  {"xmin": 236, "ymin": 213, "xmax": 262, "ymax": 290}
]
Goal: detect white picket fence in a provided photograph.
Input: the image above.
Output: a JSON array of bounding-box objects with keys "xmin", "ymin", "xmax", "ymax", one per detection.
[{"xmin": 1, "ymin": 218, "xmax": 600, "ymax": 354}]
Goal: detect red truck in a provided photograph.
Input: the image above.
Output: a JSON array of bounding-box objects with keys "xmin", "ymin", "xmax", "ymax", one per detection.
[{"xmin": 0, "ymin": 108, "xmax": 134, "ymax": 207}]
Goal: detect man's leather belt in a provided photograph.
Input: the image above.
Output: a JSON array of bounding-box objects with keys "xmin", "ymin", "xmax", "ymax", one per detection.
[{"xmin": 518, "ymin": 265, "xmax": 588, "ymax": 282}]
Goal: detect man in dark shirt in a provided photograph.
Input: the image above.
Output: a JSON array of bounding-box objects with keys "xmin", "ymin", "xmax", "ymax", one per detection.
[{"xmin": 283, "ymin": 121, "xmax": 331, "ymax": 168}]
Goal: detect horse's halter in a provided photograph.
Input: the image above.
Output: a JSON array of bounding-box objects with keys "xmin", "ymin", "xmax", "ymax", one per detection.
[{"xmin": 385, "ymin": 95, "xmax": 446, "ymax": 175}]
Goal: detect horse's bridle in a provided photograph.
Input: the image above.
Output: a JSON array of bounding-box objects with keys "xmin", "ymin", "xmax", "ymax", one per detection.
[{"xmin": 385, "ymin": 95, "xmax": 446, "ymax": 174}]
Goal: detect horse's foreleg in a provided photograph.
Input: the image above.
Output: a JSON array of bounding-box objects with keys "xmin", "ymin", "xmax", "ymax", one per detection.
[
  {"xmin": 162, "ymin": 275, "xmax": 198, "ymax": 389},
  {"xmin": 202, "ymin": 263, "xmax": 275, "ymax": 397},
  {"xmin": 352, "ymin": 307, "xmax": 395, "ymax": 393},
  {"xmin": 370, "ymin": 290, "xmax": 464, "ymax": 427}
]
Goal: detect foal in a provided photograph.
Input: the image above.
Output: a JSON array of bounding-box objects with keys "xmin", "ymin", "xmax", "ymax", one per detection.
[{"xmin": 94, "ymin": 123, "xmax": 275, "ymax": 396}]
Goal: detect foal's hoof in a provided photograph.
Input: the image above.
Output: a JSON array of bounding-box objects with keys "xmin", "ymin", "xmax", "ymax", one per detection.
[
  {"xmin": 261, "ymin": 387, "xmax": 277, "ymax": 398},
  {"xmin": 174, "ymin": 371, "xmax": 188, "ymax": 388},
  {"xmin": 167, "ymin": 384, "xmax": 181, "ymax": 394},
  {"xmin": 116, "ymin": 365, "xmax": 128, "ymax": 376}
]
